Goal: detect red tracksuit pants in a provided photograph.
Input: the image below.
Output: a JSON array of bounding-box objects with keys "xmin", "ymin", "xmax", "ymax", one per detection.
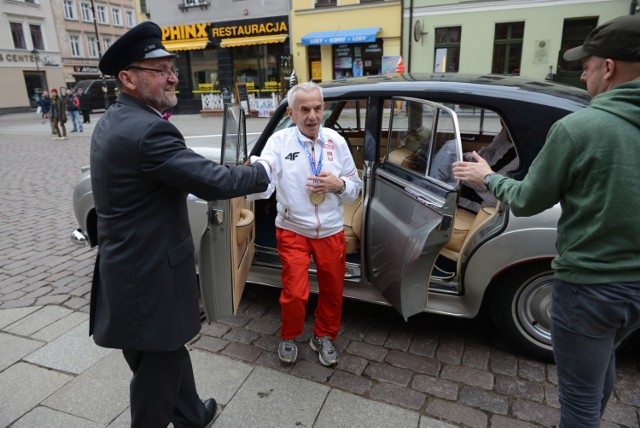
[{"xmin": 276, "ymin": 228, "xmax": 346, "ymax": 341}]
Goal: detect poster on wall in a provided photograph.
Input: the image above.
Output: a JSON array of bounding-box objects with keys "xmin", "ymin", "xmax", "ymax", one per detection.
[
  {"xmin": 381, "ymin": 56, "xmax": 400, "ymax": 74},
  {"xmin": 434, "ymin": 49, "xmax": 447, "ymax": 73},
  {"xmin": 311, "ymin": 61, "xmax": 322, "ymax": 81},
  {"xmin": 352, "ymin": 59, "xmax": 363, "ymax": 77}
]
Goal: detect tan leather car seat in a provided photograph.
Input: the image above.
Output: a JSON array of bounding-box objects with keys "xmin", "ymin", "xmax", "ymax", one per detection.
[
  {"xmin": 343, "ymin": 198, "xmax": 363, "ymax": 254},
  {"xmin": 441, "ymin": 206, "xmax": 497, "ymax": 261}
]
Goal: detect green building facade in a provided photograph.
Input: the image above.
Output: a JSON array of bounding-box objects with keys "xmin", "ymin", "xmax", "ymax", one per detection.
[{"xmin": 403, "ymin": 0, "xmax": 638, "ymax": 87}]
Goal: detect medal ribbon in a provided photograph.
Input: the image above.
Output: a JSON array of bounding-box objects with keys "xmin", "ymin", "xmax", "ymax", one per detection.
[{"xmin": 296, "ymin": 128, "xmax": 323, "ymax": 179}]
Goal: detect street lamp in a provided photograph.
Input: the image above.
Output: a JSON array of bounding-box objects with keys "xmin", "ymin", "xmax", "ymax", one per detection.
[{"xmin": 31, "ymin": 49, "xmax": 49, "ymax": 94}]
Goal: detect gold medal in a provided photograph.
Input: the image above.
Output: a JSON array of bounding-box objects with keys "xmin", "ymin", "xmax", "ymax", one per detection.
[{"xmin": 309, "ymin": 192, "xmax": 325, "ymax": 205}]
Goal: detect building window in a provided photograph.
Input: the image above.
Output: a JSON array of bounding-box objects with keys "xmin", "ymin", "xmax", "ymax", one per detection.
[
  {"xmin": 112, "ymin": 8, "xmax": 122, "ymax": 26},
  {"xmin": 125, "ymin": 10, "xmax": 135, "ymax": 27},
  {"xmin": 191, "ymin": 49, "xmax": 219, "ymax": 93},
  {"xmin": 333, "ymin": 41, "xmax": 382, "ymax": 79},
  {"xmin": 11, "ymin": 22, "xmax": 26, "ymax": 49},
  {"xmin": 434, "ymin": 26, "xmax": 461, "ymax": 72},
  {"xmin": 96, "ymin": 5, "xmax": 108, "ymax": 24},
  {"xmin": 558, "ymin": 17, "xmax": 598, "ymax": 73},
  {"xmin": 103, "ymin": 37, "xmax": 112, "ymax": 51},
  {"xmin": 30, "ymin": 24, "xmax": 45, "ymax": 50},
  {"xmin": 87, "ymin": 36, "xmax": 99, "ymax": 57},
  {"xmin": 308, "ymin": 45, "xmax": 321, "ymax": 82},
  {"xmin": 234, "ymin": 43, "xmax": 283, "ymax": 94},
  {"xmin": 492, "ymin": 22, "xmax": 524, "ymax": 75},
  {"xmin": 80, "ymin": 2, "xmax": 93, "ymax": 22},
  {"xmin": 70, "ymin": 34, "xmax": 82, "ymax": 57},
  {"xmin": 315, "ymin": 0, "xmax": 336, "ymax": 7},
  {"xmin": 64, "ymin": 0, "xmax": 78, "ymax": 20}
]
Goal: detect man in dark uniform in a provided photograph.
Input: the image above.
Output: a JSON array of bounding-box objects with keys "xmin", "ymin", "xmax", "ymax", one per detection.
[
  {"xmin": 77, "ymin": 86, "xmax": 91, "ymax": 123},
  {"xmin": 89, "ymin": 21, "xmax": 270, "ymax": 427}
]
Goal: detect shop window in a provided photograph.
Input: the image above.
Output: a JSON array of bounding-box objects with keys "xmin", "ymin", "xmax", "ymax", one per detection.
[
  {"xmin": 191, "ymin": 49, "xmax": 220, "ymax": 93},
  {"xmin": 492, "ymin": 22, "xmax": 524, "ymax": 75},
  {"xmin": 232, "ymin": 43, "xmax": 285, "ymax": 95},
  {"xmin": 11, "ymin": 22, "xmax": 26, "ymax": 49},
  {"xmin": 333, "ymin": 41, "xmax": 382, "ymax": 79},
  {"xmin": 434, "ymin": 26, "xmax": 461, "ymax": 72},
  {"xmin": 308, "ymin": 45, "xmax": 322, "ymax": 82}
]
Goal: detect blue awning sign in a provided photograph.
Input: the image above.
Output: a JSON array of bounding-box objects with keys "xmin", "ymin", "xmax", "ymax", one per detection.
[{"xmin": 301, "ymin": 27, "xmax": 381, "ymax": 46}]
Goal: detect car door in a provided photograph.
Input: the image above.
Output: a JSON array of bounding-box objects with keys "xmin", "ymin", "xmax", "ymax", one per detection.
[
  {"xmin": 365, "ymin": 97, "xmax": 462, "ymax": 320},
  {"xmin": 199, "ymin": 104, "xmax": 257, "ymax": 323}
]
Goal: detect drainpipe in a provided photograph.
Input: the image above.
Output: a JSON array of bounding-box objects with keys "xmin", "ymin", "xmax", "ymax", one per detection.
[{"xmin": 407, "ymin": 0, "xmax": 413, "ymax": 73}]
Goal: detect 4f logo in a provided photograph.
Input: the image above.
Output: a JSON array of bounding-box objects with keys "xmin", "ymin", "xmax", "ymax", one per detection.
[{"xmin": 285, "ymin": 152, "xmax": 300, "ymax": 161}]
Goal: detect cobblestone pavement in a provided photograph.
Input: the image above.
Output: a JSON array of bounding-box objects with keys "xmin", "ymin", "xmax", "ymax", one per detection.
[{"xmin": 1, "ymin": 112, "xmax": 639, "ymax": 428}]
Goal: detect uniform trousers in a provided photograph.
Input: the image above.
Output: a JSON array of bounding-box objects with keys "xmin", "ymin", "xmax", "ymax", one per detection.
[
  {"xmin": 276, "ymin": 228, "xmax": 346, "ymax": 340},
  {"xmin": 122, "ymin": 346, "xmax": 207, "ymax": 428}
]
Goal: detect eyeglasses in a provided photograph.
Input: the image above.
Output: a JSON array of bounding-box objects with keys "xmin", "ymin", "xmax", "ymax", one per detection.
[{"xmin": 125, "ymin": 66, "xmax": 179, "ymax": 78}]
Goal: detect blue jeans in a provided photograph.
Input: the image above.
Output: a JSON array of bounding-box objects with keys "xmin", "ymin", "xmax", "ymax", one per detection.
[
  {"xmin": 70, "ymin": 110, "xmax": 83, "ymax": 132},
  {"xmin": 552, "ymin": 279, "xmax": 640, "ymax": 427}
]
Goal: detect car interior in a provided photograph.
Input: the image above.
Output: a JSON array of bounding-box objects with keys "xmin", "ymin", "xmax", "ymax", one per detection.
[{"xmin": 252, "ymin": 97, "xmax": 519, "ymax": 280}]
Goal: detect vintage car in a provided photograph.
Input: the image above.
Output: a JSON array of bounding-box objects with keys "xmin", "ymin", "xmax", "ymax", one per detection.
[{"xmin": 71, "ymin": 74, "xmax": 590, "ymax": 361}]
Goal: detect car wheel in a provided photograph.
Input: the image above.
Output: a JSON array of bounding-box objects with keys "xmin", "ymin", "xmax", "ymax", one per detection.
[{"xmin": 490, "ymin": 262, "xmax": 555, "ymax": 362}]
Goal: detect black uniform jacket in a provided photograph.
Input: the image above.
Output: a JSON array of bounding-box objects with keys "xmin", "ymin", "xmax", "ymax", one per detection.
[{"xmin": 89, "ymin": 93, "xmax": 269, "ymax": 351}]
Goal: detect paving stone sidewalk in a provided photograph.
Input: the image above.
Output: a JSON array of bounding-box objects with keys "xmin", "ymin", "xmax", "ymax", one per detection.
[{"xmin": 1, "ymin": 112, "xmax": 639, "ymax": 427}]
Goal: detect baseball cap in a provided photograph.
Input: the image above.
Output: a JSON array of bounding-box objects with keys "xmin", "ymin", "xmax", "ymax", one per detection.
[
  {"xmin": 99, "ymin": 21, "xmax": 177, "ymax": 76},
  {"xmin": 563, "ymin": 15, "xmax": 640, "ymax": 62}
]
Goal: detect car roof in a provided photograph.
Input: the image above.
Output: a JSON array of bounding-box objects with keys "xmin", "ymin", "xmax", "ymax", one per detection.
[{"xmin": 317, "ymin": 73, "xmax": 590, "ymax": 110}]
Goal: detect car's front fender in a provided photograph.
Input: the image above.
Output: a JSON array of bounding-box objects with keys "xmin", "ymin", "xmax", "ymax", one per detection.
[{"xmin": 72, "ymin": 168, "xmax": 97, "ymax": 246}]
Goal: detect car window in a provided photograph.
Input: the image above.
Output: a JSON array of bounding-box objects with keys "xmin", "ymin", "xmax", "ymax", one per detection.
[{"xmin": 385, "ymin": 97, "xmax": 461, "ymax": 187}]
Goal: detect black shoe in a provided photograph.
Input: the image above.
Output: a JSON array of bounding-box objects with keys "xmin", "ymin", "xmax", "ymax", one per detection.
[{"xmin": 203, "ymin": 398, "xmax": 217, "ymax": 427}]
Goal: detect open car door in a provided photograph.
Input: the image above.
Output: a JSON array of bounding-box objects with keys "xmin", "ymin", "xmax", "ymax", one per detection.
[
  {"xmin": 199, "ymin": 104, "xmax": 256, "ymax": 323},
  {"xmin": 365, "ymin": 97, "xmax": 462, "ymax": 320}
]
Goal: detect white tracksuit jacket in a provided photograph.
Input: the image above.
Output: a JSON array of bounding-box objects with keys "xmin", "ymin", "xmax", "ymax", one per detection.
[{"xmin": 250, "ymin": 126, "xmax": 362, "ymax": 239}]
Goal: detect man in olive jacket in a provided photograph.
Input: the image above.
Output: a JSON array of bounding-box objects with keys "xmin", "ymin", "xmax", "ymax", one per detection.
[
  {"xmin": 89, "ymin": 22, "xmax": 270, "ymax": 427},
  {"xmin": 453, "ymin": 15, "xmax": 640, "ymax": 428}
]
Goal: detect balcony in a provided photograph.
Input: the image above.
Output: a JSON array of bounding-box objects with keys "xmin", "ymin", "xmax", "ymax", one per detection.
[{"xmin": 178, "ymin": 0, "xmax": 211, "ymax": 12}]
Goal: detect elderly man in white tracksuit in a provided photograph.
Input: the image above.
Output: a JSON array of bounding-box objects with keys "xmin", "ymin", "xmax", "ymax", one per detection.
[{"xmin": 251, "ymin": 82, "xmax": 362, "ymax": 366}]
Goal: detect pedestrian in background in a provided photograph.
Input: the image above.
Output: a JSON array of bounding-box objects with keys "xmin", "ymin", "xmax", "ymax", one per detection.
[
  {"xmin": 50, "ymin": 88, "xmax": 67, "ymax": 140},
  {"xmin": 250, "ymin": 82, "xmax": 362, "ymax": 367},
  {"xmin": 452, "ymin": 15, "xmax": 640, "ymax": 428},
  {"xmin": 77, "ymin": 86, "xmax": 91, "ymax": 124},
  {"xmin": 65, "ymin": 88, "xmax": 83, "ymax": 133},
  {"xmin": 89, "ymin": 21, "xmax": 270, "ymax": 428},
  {"xmin": 38, "ymin": 90, "xmax": 52, "ymax": 125}
]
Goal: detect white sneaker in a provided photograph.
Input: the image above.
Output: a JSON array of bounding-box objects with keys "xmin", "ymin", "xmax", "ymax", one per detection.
[
  {"xmin": 310, "ymin": 336, "xmax": 339, "ymax": 366},
  {"xmin": 278, "ymin": 339, "xmax": 298, "ymax": 364}
]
